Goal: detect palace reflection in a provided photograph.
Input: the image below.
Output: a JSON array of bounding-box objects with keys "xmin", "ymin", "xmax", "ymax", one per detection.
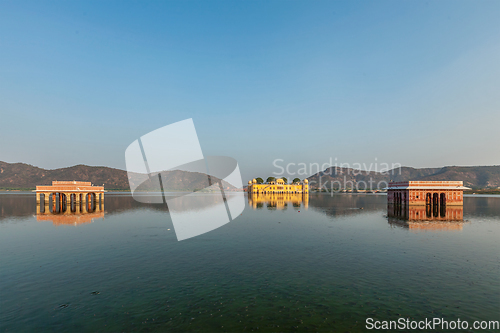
[
  {"xmin": 387, "ymin": 204, "xmax": 465, "ymax": 231},
  {"xmin": 248, "ymin": 192, "xmax": 309, "ymax": 210},
  {"xmin": 36, "ymin": 193, "xmax": 104, "ymax": 226}
]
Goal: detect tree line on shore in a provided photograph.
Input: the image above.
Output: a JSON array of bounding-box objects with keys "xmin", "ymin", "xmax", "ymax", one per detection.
[{"xmin": 254, "ymin": 177, "xmax": 302, "ymax": 184}]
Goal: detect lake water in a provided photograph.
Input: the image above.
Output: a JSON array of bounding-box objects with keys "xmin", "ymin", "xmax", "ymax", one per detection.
[{"xmin": 1, "ymin": 192, "xmax": 499, "ymax": 332}]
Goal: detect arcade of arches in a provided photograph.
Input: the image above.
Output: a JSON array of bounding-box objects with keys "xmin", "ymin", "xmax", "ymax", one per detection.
[
  {"xmin": 35, "ymin": 181, "xmax": 105, "ymax": 215},
  {"xmin": 388, "ymin": 181, "xmax": 470, "ymax": 206}
]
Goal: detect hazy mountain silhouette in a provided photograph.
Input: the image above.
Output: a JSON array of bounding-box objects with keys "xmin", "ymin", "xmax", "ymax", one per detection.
[
  {"xmin": 306, "ymin": 165, "xmax": 500, "ymax": 189},
  {"xmin": 0, "ymin": 161, "xmax": 235, "ymax": 190},
  {"xmin": 1, "ymin": 161, "xmax": 499, "ymax": 190}
]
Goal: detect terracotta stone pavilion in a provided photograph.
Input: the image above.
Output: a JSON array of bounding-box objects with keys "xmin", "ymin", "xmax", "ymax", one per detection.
[
  {"xmin": 387, "ymin": 181, "xmax": 470, "ymax": 206},
  {"xmin": 35, "ymin": 181, "xmax": 105, "ymax": 210}
]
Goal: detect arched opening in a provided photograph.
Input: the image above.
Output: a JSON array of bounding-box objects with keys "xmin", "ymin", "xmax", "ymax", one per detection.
[
  {"xmin": 426, "ymin": 193, "xmax": 431, "ymax": 205},
  {"xmin": 40, "ymin": 193, "xmax": 46, "ymax": 213},
  {"xmin": 49, "ymin": 193, "xmax": 54, "ymax": 213},
  {"xmin": 70, "ymin": 193, "xmax": 76, "ymax": 212},
  {"xmin": 85, "ymin": 193, "xmax": 90, "ymax": 212},
  {"xmin": 51, "ymin": 193, "xmax": 56, "ymax": 213},
  {"xmin": 87, "ymin": 193, "xmax": 96, "ymax": 213},
  {"xmin": 433, "ymin": 193, "xmax": 439, "ymax": 206},
  {"xmin": 61, "ymin": 193, "xmax": 68, "ymax": 213},
  {"xmin": 440, "ymin": 193, "xmax": 446, "ymax": 207}
]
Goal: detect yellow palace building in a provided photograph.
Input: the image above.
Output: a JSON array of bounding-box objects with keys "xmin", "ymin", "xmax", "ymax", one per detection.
[{"xmin": 247, "ymin": 178, "xmax": 309, "ymax": 194}]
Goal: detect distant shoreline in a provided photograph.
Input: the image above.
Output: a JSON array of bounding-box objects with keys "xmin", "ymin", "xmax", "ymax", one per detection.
[
  {"xmin": 2, "ymin": 190, "xmax": 500, "ymax": 197},
  {"xmin": 464, "ymin": 189, "xmax": 500, "ymax": 195}
]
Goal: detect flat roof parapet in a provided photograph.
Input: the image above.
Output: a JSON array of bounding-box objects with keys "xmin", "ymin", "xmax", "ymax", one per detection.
[
  {"xmin": 35, "ymin": 180, "xmax": 105, "ymax": 192},
  {"xmin": 389, "ymin": 181, "xmax": 463, "ymax": 187},
  {"xmin": 388, "ymin": 180, "xmax": 469, "ymax": 190},
  {"xmin": 52, "ymin": 181, "xmax": 92, "ymax": 186}
]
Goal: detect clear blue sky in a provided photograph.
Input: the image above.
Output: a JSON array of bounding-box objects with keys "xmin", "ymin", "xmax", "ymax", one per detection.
[{"xmin": 1, "ymin": 0, "xmax": 499, "ymax": 180}]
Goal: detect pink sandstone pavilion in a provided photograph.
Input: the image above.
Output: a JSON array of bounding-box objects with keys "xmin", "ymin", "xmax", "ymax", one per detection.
[
  {"xmin": 35, "ymin": 181, "xmax": 105, "ymax": 207},
  {"xmin": 387, "ymin": 181, "xmax": 470, "ymax": 206}
]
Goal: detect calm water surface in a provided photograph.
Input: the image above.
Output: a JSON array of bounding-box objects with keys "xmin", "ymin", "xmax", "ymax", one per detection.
[{"xmin": 1, "ymin": 193, "xmax": 499, "ymax": 332}]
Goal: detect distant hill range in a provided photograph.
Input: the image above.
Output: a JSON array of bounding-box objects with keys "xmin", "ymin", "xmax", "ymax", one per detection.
[
  {"xmin": 306, "ymin": 165, "xmax": 500, "ymax": 190},
  {"xmin": 1, "ymin": 161, "xmax": 499, "ymax": 190},
  {"xmin": 0, "ymin": 161, "xmax": 234, "ymax": 191}
]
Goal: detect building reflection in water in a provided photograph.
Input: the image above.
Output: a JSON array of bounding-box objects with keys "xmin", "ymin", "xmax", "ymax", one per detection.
[
  {"xmin": 36, "ymin": 193, "xmax": 104, "ymax": 226},
  {"xmin": 248, "ymin": 192, "xmax": 309, "ymax": 210},
  {"xmin": 387, "ymin": 203, "xmax": 465, "ymax": 231}
]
